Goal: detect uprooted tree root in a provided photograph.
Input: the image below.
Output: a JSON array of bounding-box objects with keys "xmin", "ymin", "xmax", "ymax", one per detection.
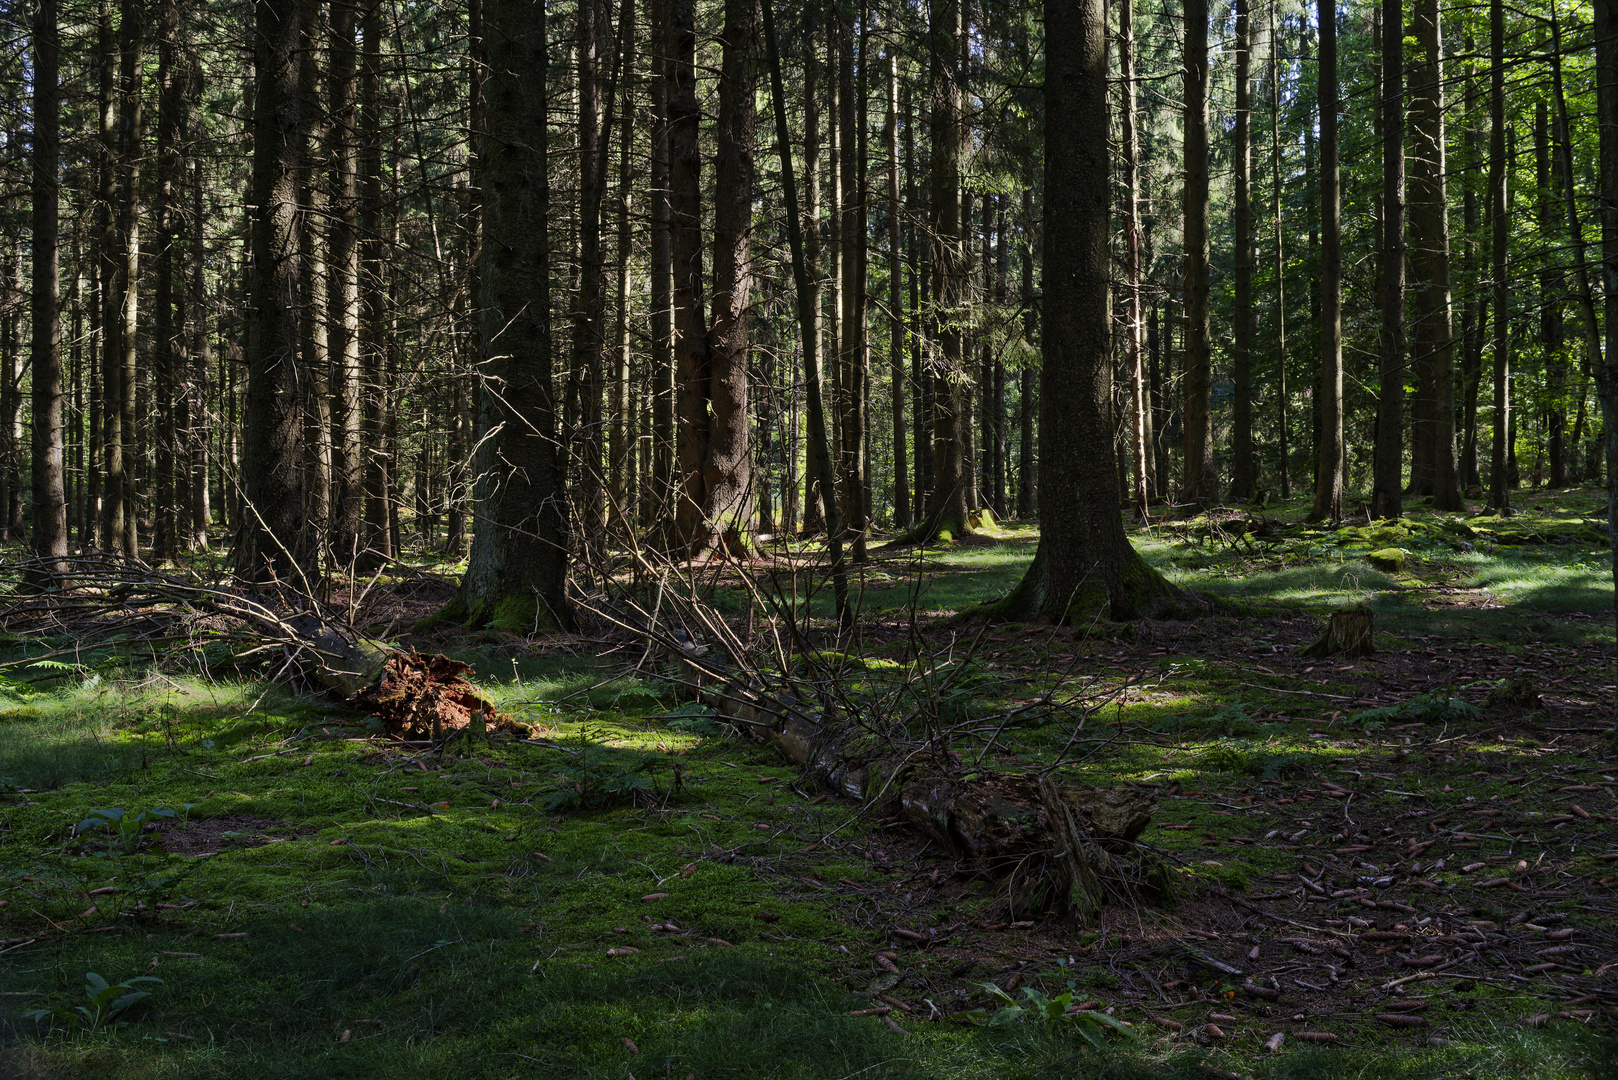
[
  {"xmin": 351, "ymin": 651, "xmax": 525, "ymax": 740},
  {"xmin": 0, "ymin": 555, "xmax": 506, "ymax": 744}
]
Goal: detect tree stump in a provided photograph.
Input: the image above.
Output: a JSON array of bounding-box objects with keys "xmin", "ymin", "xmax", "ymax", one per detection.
[{"xmin": 1299, "ymin": 607, "xmax": 1375, "ymax": 658}]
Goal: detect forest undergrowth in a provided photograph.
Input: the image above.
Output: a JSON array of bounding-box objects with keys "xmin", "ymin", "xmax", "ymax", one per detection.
[{"xmin": 1, "ymin": 488, "xmax": 1616, "ymax": 1079}]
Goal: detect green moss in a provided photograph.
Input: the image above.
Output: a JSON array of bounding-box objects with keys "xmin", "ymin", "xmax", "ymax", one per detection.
[{"xmin": 1367, "ymin": 547, "xmax": 1408, "ymax": 570}]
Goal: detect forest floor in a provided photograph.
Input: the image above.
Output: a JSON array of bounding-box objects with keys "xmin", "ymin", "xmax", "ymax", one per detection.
[{"xmin": 0, "ymin": 487, "xmax": 1615, "ymax": 1079}]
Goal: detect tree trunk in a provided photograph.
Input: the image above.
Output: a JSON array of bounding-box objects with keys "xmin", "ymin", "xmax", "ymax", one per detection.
[
  {"xmin": 669, "ymin": 0, "xmax": 711, "ymax": 549},
  {"xmin": 1372, "ymin": 0, "xmax": 1404, "ymax": 519},
  {"xmin": 294, "ymin": 0, "xmax": 330, "ymax": 568},
  {"xmin": 760, "ymin": 0, "xmax": 851, "ymax": 630},
  {"xmin": 994, "ymin": 0, "xmax": 1188, "ymax": 624},
  {"xmin": 1230, "ymin": 0, "xmax": 1255, "ymax": 504},
  {"xmin": 648, "ymin": 0, "xmax": 675, "ymax": 532},
  {"xmin": 30, "ymin": 0, "xmax": 66, "ymax": 578},
  {"xmin": 1180, "ymin": 0, "xmax": 1214, "ymax": 507},
  {"xmin": 1407, "ymin": 0, "xmax": 1464, "ymax": 509},
  {"xmin": 237, "ymin": 0, "xmax": 310, "ymax": 586},
  {"xmin": 698, "ymin": 0, "xmax": 759, "ymax": 553},
  {"xmin": 1489, "ymin": 0, "xmax": 1510, "ymax": 513},
  {"xmin": 444, "ymin": 0, "xmax": 572, "ymax": 633},
  {"xmin": 1536, "ymin": 101, "xmax": 1566, "ymax": 489},
  {"xmin": 359, "ymin": 0, "xmax": 390, "ymax": 567},
  {"xmin": 1309, "ymin": 0, "xmax": 1343, "ymax": 523},
  {"xmin": 328, "ymin": 0, "xmax": 364, "ymax": 566},
  {"xmin": 1271, "ymin": 0, "xmax": 1289, "ymax": 500},
  {"xmin": 1019, "ymin": 187, "xmax": 1037, "ymax": 518},
  {"xmin": 916, "ymin": 0, "xmax": 970, "ymax": 542},
  {"xmin": 887, "ymin": 51, "xmax": 909, "ymax": 530},
  {"xmin": 1591, "ymin": 0, "xmax": 1618, "ymax": 725},
  {"xmin": 837, "ymin": 1, "xmax": 867, "ymax": 560}
]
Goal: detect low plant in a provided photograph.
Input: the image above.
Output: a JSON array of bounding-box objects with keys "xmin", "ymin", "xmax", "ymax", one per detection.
[
  {"xmin": 23, "ymin": 972, "xmax": 163, "ymax": 1031},
  {"xmin": 76, "ymin": 804, "xmax": 194, "ymax": 854},
  {"xmin": 963, "ymin": 981, "xmax": 1138, "ymax": 1047}
]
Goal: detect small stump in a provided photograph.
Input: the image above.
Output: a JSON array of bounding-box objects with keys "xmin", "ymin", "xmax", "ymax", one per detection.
[{"xmin": 1300, "ymin": 607, "xmax": 1375, "ymax": 658}]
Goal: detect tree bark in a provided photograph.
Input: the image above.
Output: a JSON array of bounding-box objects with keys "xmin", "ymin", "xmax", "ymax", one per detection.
[
  {"xmin": 837, "ymin": 0, "xmax": 867, "ymax": 559},
  {"xmin": 1180, "ymin": 0, "xmax": 1214, "ymax": 507},
  {"xmin": 698, "ymin": 0, "xmax": 760, "ymax": 553},
  {"xmin": 1372, "ymin": 0, "xmax": 1404, "ymax": 519},
  {"xmin": 1407, "ymin": 0, "xmax": 1464, "ymax": 509},
  {"xmin": 994, "ymin": 0, "xmax": 1188, "ymax": 623},
  {"xmin": 30, "ymin": 0, "xmax": 67, "ymax": 578},
  {"xmin": 887, "ymin": 50, "xmax": 908, "ymax": 530},
  {"xmin": 1591, "ymin": 0, "xmax": 1618, "ymax": 725},
  {"xmin": 1309, "ymin": 0, "xmax": 1343, "ymax": 523},
  {"xmin": 1270, "ymin": 0, "xmax": 1289, "ymax": 501},
  {"xmin": 1489, "ymin": 0, "xmax": 1510, "ymax": 513},
  {"xmin": 237, "ymin": 0, "xmax": 311, "ymax": 586},
  {"xmin": 445, "ymin": 0, "xmax": 571, "ymax": 633},
  {"xmin": 328, "ymin": 0, "xmax": 364, "ymax": 566},
  {"xmin": 1230, "ymin": 0, "xmax": 1255, "ymax": 504}
]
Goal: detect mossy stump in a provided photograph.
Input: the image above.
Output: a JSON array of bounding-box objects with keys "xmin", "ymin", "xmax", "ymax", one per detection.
[{"xmin": 1299, "ymin": 607, "xmax": 1375, "ymax": 658}]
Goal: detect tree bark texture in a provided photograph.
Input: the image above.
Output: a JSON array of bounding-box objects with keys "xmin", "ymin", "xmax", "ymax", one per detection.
[
  {"xmin": 994, "ymin": 0, "xmax": 1186, "ymax": 623},
  {"xmin": 236, "ymin": 0, "xmax": 310, "ymax": 586},
  {"xmin": 1372, "ymin": 0, "xmax": 1404, "ymax": 519},
  {"xmin": 1180, "ymin": 0, "xmax": 1214, "ymax": 506},
  {"xmin": 1309, "ymin": 0, "xmax": 1343, "ymax": 523}
]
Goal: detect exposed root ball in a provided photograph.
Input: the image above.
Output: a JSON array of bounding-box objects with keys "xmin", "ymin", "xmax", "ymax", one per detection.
[{"xmin": 350, "ymin": 650, "xmax": 523, "ymax": 740}]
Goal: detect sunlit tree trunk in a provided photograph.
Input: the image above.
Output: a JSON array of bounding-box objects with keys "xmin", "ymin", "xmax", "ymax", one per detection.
[
  {"xmin": 30, "ymin": 0, "xmax": 66, "ymax": 575},
  {"xmin": 1308, "ymin": 0, "xmax": 1342, "ymax": 523},
  {"xmin": 1230, "ymin": 0, "xmax": 1255, "ymax": 504}
]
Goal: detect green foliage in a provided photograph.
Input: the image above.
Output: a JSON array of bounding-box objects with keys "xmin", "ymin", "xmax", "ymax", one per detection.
[
  {"xmin": 963, "ymin": 981, "xmax": 1138, "ymax": 1048},
  {"xmin": 75, "ymin": 804, "xmax": 195, "ymax": 854},
  {"xmin": 662, "ymin": 702, "xmax": 722, "ymax": 736},
  {"xmin": 1351, "ymin": 691, "xmax": 1480, "ymax": 727},
  {"xmin": 541, "ymin": 732, "xmax": 665, "ymax": 810},
  {"xmin": 23, "ymin": 972, "xmax": 163, "ymax": 1031}
]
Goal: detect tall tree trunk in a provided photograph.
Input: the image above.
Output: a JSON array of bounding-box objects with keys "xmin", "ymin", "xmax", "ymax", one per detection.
[
  {"xmin": 152, "ymin": 0, "xmax": 183, "ymax": 563},
  {"xmin": 761, "ymin": 0, "xmax": 851, "ymax": 629},
  {"xmin": 1309, "ymin": 0, "xmax": 1342, "ymax": 522},
  {"xmin": 295, "ymin": 0, "xmax": 330, "ymax": 566},
  {"xmin": 609, "ymin": 1, "xmax": 637, "ymax": 529},
  {"xmin": 1019, "ymin": 186, "xmax": 1036, "ymax": 517},
  {"xmin": 30, "ymin": 0, "xmax": 66, "ymax": 576},
  {"xmin": 919, "ymin": 0, "xmax": 970, "ymax": 540},
  {"xmin": 1408, "ymin": 0, "xmax": 1464, "ymax": 509},
  {"xmin": 328, "ymin": 0, "xmax": 363, "ymax": 565},
  {"xmin": 572, "ymin": 0, "xmax": 608, "ymax": 551},
  {"xmin": 669, "ymin": 0, "xmax": 711, "ymax": 548},
  {"xmin": 1489, "ymin": 0, "xmax": 1510, "ymax": 513},
  {"xmin": 1372, "ymin": 0, "xmax": 1404, "ymax": 518},
  {"xmin": 887, "ymin": 50, "xmax": 909, "ymax": 530},
  {"xmin": 698, "ymin": 0, "xmax": 759, "ymax": 553},
  {"xmin": 996, "ymin": 0, "xmax": 1185, "ymax": 622},
  {"xmin": 1230, "ymin": 0, "xmax": 1255, "ymax": 503},
  {"xmin": 838, "ymin": 0, "xmax": 868, "ymax": 559},
  {"xmin": 1120, "ymin": 0, "xmax": 1147, "ymax": 521},
  {"xmin": 449, "ymin": 0, "xmax": 571, "ymax": 632},
  {"xmin": 1270, "ymin": 0, "xmax": 1289, "ymax": 501},
  {"xmin": 1461, "ymin": 39, "xmax": 1484, "ymax": 492},
  {"xmin": 189, "ymin": 154, "xmax": 211, "ymax": 548},
  {"xmin": 800, "ymin": 15, "xmax": 826, "ymax": 535},
  {"xmin": 96, "ymin": 0, "xmax": 121, "ymax": 553},
  {"xmin": 237, "ymin": 0, "xmax": 310, "ymax": 585},
  {"xmin": 1180, "ymin": 0, "xmax": 1214, "ymax": 506},
  {"xmin": 1589, "ymin": 0, "xmax": 1618, "ymax": 725},
  {"xmin": 359, "ymin": 0, "xmax": 390, "ymax": 567},
  {"xmin": 648, "ymin": 0, "xmax": 675, "ymax": 531},
  {"xmin": 1537, "ymin": 100, "xmax": 1566, "ymax": 489}
]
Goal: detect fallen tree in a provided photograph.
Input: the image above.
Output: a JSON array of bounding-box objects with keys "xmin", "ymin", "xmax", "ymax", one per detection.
[
  {"xmin": 579, "ymin": 570, "xmax": 1171, "ymax": 924},
  {"xmin": 0, "ymin": 555, "xmax": 514, "ymax": 742}
]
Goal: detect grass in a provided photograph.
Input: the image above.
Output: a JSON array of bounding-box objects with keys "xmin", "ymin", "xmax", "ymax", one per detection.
[{"xmin": 2, "ymin": 493, "xmax": 1616, "ymax": 1078}]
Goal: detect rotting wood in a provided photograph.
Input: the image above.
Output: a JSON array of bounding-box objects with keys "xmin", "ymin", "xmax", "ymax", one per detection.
[
  {"xmin": 589, "ymin": 598, "xmax": 1166, "ymax": 923},
  {"xmin": 1300, "ymin": 606, "xmax": 1375, "ymax": 657}
]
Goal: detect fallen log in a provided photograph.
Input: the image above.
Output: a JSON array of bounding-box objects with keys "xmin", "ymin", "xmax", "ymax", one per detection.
[{"xmin": 593, "ymin": 601, "xmax": 1167, "ymax": 923}]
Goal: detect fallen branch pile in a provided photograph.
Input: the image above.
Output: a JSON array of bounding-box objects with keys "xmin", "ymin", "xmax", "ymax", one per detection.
[{"xmin": 0, "ymin": 555, "xmax": 507, "ymax": 741}]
